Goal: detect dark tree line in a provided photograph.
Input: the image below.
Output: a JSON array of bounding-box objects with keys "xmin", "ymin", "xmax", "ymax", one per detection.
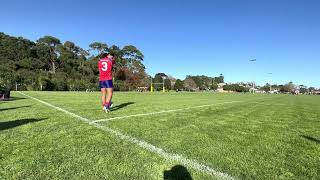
[
  {"xmin": 0, "ymin": 32, "xmax": 148, "ymax": 98},
  {"xmin": 223, "ymin": 84, "xmax": 249, "ymax": 92}
]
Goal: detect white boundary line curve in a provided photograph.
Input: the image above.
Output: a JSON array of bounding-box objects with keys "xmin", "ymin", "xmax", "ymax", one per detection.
[{"xmin": 18, "ymin": 91, "xmax": 234, "ymax": 180}]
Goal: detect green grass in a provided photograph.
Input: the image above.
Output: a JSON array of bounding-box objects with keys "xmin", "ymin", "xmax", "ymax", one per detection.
[{"xmin": 1, "ymin": 91, "xmax": 319, "ymax": 179}]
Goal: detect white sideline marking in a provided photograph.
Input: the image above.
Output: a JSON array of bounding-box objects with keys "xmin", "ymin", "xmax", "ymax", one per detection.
[
  {"xmin": 93, "ymin": 101, "xmax": 241, "ymax": 123},
  {"xmin": 250, "ymin": 102, "xmax": 286, "ymax": 106},
  {"xmin": 18, "ymin": 91, "xmax": 233, "ymax": 180}
]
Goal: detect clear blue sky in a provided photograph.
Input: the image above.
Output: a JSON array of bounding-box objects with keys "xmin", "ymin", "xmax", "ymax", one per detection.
[{"xmin": 1, "ymin": 0, "xmax": 319, "ymax": 87}]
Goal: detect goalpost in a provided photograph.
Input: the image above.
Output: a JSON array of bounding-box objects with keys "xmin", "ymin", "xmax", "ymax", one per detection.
[{"xmin": 150, "ymin": 78, "xmax": 165, "ymax": 92}]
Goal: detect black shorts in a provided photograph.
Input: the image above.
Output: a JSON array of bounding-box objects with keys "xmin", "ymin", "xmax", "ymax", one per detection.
[{"xmin": 99, "ymin": 80, "xmax": 113, "ymax": 88}]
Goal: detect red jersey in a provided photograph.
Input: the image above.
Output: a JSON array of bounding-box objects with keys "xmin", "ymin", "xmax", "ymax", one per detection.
[{"xmin": 98, "ymin": 57, "xmax": 115, "ymax": 81}]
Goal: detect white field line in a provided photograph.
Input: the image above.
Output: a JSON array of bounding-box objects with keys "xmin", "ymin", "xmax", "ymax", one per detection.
[
  {"xmin": 18, "ymin": 91, "xmax": 234, "ymax": 180},
  {"xmin": 93, "ymin": 101, "xmax": 241, "ymax": 123},
  {"xmin": 92, "ymin": 96, "xmax": 276, "ymax": 123},
  {"xmin": 250, "ymin": 102, "xmax": 287, "ymax": 106}
]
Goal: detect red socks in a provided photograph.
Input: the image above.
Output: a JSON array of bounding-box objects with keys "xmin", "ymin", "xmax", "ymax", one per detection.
[{"xmin": 103, "ymin": 102, "xmax": 110, "ymax": 107}]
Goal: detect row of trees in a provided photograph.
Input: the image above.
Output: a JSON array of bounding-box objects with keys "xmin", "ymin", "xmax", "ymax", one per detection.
[
  {"xmin": 150, "ymin": 73, "xmax": 224, "ymax": 92},
  {"xmin": 183, "ymin": 75, "xmax": 223, "ymax": 91},
  {"xmin": 223, "ymin": 84, "xmax": 249, "ymax": 92},
  {"xmin": 150, "ymin": 74, "xmax": 318, "ymax": 94},
  {"xmin": 0, "ymin": 32, "xmax": 149, "ymax": 98},
  {"xmin": 260, "ymin": 82, "xmax": 317, "ymax": 94}
]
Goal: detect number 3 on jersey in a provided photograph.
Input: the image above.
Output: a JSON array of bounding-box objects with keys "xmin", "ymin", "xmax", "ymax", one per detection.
[{"xmin": 101, "ymin": 62, "xmax": 108, "ymax": 71}]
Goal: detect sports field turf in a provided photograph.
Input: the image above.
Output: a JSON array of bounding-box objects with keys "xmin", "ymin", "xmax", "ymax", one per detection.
[{"xmin": 1, "ymin": 91, "xmax": 319, "ymax": 179}]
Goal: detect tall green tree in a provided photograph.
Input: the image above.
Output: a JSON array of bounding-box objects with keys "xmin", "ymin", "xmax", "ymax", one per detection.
[
  {"xmin": 214, "ymin": 74, "xmax": 224, "ymax": 83},
  {"xmin": 0, "ymin": 64, "xmax": 14, "ymax": 98},
  {"xmin": 37, "ymin": 36, "xmax": 61, "ymax": 73},
  {"xmin": 89, "ymin": 42, "xmax": 108, "ymax": 54},
  {"xmin": 210, "ymin": 82, "xmax": 218, "ymax": 90},
  {"xmin": 164, "ymin": 79, "xmax": 172, "ymax": 90},
  {"xmin": 174, "ymin": 79, "xmax": 184, "ymax": 91}
]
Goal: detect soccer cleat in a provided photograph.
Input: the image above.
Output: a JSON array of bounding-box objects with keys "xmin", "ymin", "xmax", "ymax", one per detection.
[
  {"xmin": 104, "ymin": 104, "xmax": 111, "ymax": 113},
  {"xmin": 110, "ymin": 102, "xmax": 114, "ymax": 108},
  {"xmin": 102, "ymin": 106, "xmax": 110, "ymax": 113}
]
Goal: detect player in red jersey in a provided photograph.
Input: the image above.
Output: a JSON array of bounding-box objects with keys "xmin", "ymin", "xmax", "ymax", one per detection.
[{"xmin": 98, "ymin": 52, "xmax": 115, "ymax": 113}]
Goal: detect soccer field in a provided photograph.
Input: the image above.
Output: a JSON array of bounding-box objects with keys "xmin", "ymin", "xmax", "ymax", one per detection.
[{"xmin": 1, "ymin": 91, "xmax": 319, "ymax": 179}]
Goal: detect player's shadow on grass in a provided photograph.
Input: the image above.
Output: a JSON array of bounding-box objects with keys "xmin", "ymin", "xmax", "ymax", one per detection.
[
  {"xmin": 10, "ymin": 96, "xmax": 27, "ymax": 101},
  {"xmin": 301, "ymin": 135, "xmax": 320, "ymax": 144},
  {"xmin": 163, "ymin": 165, "xmax": 193, "ymax": 180},
  {"xmin": 0, "ymin": 96, "xmax": 27, "ymax": 101},
  {"xmin": 0, "ymin": 105, "xmax": 31, "ymax": 112},
  {"xmin": 111, "ymin": 102, "xmax": 134, "ymax": 111},
  {"xmin": 0, "ymin": 118, "xmax": 47, "ymax": 131}
]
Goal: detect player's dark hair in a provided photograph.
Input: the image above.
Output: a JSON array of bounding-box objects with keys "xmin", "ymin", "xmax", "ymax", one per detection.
[
  {"xmin": 100, "ymin": 52, "xmax": 115, "ymax": 59},
  {"xmin": 100, "ymin": 53, "xmax": 108, "ymax": 58}
]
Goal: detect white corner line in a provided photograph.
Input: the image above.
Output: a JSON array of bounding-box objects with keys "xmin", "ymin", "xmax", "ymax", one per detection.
[
  {"xmin": 17, "ymin": 91, "xmax": 234, "ymax": 180},
  {"xmin": 93, "ymin": 101, "xmax": 241, "ymax": 123}
]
